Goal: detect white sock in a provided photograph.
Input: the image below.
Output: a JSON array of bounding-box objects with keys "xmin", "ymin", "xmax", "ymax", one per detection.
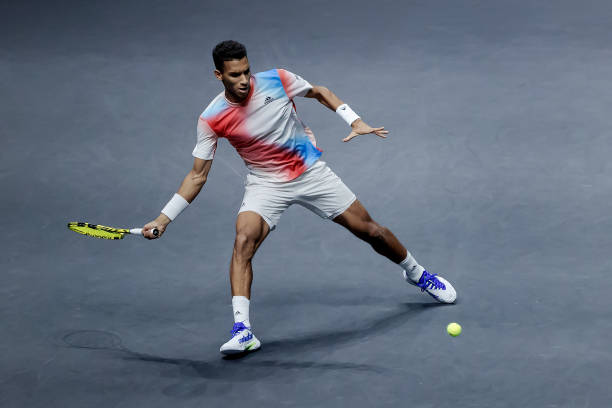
[
  {"xmin": 399, "ymin": 251, "xmax": 425, "ymax": 282},
  {"xmin": 232, "ymin": 296, "xmax": 251, "ymax": 328}
]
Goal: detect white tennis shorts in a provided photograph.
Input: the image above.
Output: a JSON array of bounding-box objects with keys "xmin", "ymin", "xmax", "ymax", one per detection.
[{"xmin": 238, "ymin": 160, "xmax": 357, "ymax": 230}]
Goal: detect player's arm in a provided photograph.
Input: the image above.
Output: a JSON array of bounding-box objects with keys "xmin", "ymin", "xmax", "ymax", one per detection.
[
  {"xmin": 304, "ymin": 85, "xmax": 344, "ymax": 111},
  {"xmin": 304, "ymin": 85, "xmax": 389, "ymax": 142},
  {"xmin": 142, "ymin": 158, "xmax": 213, "ymax": 239}
]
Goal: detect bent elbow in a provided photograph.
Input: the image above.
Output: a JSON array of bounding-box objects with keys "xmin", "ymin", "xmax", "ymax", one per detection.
[
  {"xmin": 306, "ymin": 85, "xmax": 328, "ymax": 99},
  {"xmin": 315, "ymin": 86, "xmax": 329, "ymax": 99}
]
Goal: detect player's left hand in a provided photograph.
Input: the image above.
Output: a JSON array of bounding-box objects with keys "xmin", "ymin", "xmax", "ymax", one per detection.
[{"xmin": 343, "ymin": 119, "xmax": 389, "ymax": 142}]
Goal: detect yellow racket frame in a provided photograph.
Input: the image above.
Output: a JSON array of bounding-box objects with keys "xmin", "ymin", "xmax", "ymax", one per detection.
[{"xmin": 67, "ymin": 222, "xmax": 130, "ymax": 240}]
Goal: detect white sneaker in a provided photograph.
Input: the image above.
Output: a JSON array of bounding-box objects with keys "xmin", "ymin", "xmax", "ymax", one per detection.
[
  {"xmin": 219, "ymin": 322, "xmax": 261, "ymax": 355},
  {"xmin": 403, "ymin": 269, "xmax": 457, "ymax": 303}
]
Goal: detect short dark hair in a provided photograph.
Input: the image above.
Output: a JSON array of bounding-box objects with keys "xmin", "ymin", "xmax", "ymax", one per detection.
[{"xmin": 212, "ymin": 40, "xmax": 247, "ymax": 72}]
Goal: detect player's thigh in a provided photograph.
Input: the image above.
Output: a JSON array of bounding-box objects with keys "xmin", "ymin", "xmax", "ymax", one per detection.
[
  {"xmin": 332, "ymin": 199, "xmax": 376, "ymax": 237},
  {"xmin": 234, "ymin": 210, "xmax": 270, "ymax": 253},
  {"xmin": 239, "ymin": 176, "xmax": 291, "ymax": 232}
]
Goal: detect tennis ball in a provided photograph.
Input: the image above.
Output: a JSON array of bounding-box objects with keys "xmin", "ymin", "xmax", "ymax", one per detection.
[{"xmin": 447, "ymin": 322, "xmax": 461, "ymax": 337}]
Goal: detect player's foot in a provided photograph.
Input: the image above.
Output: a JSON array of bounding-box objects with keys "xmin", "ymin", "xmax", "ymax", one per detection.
[
  {"xmin": 219, "ymin": 322, "xmax": 261, "ymax": 355},
  {"xmin": 403, "ymin": 269, "xmax": 457, "ymax": 303}
]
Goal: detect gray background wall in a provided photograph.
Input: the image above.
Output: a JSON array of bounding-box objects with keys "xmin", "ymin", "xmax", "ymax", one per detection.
[{"xmin": 2, "ymin": 1, "xmax": 611, "ymax": 407}]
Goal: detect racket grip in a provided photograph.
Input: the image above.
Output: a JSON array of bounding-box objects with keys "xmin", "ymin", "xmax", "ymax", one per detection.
[{"xmin": 129, "ymin": 228, "xmax": 159, "ymax": 237}]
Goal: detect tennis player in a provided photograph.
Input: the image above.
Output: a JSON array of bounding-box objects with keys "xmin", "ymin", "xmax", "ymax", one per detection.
[{"xmin": 143, "ymin": 40, "xmax": 457, "ymax": 354}]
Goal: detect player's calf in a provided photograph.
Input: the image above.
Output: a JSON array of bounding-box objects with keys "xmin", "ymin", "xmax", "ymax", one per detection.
[
  {"xmin": 356, "ymin": 221, "xmax": 406, "ymax": 264},
  {"xmin": 364, "ymin": 223, "xmax": 393, "ymax": 252}
]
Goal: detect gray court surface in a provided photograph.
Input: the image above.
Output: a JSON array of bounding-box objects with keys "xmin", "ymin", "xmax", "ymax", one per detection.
[{"xmin": 2, "ymin": 0, "xmax": 612, "ymax": 407}]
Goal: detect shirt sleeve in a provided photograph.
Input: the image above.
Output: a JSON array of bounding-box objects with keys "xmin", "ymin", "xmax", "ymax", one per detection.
[
  {"xmin": 192, "ymin": 117, "xmax": 218, "ymax": 160},
  {"xmin": 277, "ymin": 69, "xmax": 313, "ymax": 99}
]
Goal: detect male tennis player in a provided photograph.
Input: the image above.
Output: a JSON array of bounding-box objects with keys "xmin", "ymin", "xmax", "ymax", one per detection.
[{"xmin": 143, "ymin": 40, "xmax": 456, "ymax": 354}]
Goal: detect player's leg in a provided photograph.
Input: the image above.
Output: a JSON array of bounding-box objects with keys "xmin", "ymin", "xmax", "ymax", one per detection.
[
  {"xmin": 220, "ymin": 210, "xmax": 270, "ymax": 355},
  {"xmin": 220, "ymin": 173, "xmax": 289, "ymax": 355},
  {"xmin": 230, "ymin": 210, "xmax": 270, "ymax": 300},
  {"xmin": 290, "ymin": 161, "xmax": 456, "ymax": 303},
  {"xmin": 332, "ymin": 199, "xmax": 407, "ymax": 263},
  {"xmin": 333, "ymin": 200, "xmax": 456, "ymax": 303}
]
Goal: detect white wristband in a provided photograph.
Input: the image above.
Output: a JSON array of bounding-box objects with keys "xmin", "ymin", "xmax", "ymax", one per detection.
[
  {"xmin": 336, "ymin": 103, "xmax": 360, "ymax": 126},
  {"xmin": 161, "ymin": 193, "xmax": 189, "ymax": 221}
]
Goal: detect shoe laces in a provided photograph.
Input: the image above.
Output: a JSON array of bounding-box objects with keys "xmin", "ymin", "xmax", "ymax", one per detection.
[
  {"xmin": 416, "ymin": 270, "xmax": 446, "ymax": 292},
  {"xmin": 231, "ymin": 322, "xmax": 248, "ymax": 337}
]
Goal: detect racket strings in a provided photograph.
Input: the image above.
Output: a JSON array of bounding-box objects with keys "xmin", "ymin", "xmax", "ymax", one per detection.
[
  {"xmin": 67, "ymin": 223, "xmax": 125, "ymax": 240},
  {"xmin": 75, "ymin": 222, "xmax": 128, "ymax": 234}
]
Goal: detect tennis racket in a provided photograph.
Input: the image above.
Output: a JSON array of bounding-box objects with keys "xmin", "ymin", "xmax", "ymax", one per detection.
[{"xmin": 67, "ymin": 222, "xmax": 159, "ymax": 240}]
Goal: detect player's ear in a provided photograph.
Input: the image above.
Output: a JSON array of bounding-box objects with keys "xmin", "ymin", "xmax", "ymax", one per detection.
[{"xmin": 214, "ymin": 69, "xmax": 223, "ymax": 81}]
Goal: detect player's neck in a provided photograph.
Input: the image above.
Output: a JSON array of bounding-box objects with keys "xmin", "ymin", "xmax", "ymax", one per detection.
[{"xmin": 224, "ymin": 90, "xmax": 247, "ymax": 104}]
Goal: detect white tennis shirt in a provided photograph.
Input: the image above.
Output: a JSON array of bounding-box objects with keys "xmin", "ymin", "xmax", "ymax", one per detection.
[{"xmin": 193, "ymin": 69, "xmax": 322, "ymax": 182}]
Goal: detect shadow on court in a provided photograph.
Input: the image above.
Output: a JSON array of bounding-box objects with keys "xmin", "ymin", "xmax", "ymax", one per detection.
[
  {"xmin": 58, "ymin": 302, "xmax": 442, "ymax": 381},
  {"xmin": 257, "ymin": 301, "xmax": 447, "ymax": 354}
]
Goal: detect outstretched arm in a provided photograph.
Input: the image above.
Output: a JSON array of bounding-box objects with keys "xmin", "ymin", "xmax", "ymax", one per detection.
[
  {"xmin": 304, "ymin": 85, "xmax": 389, "ymax": 142},
  {"xmin": 143, "ymin": 158, "xmax": 213, "ymax": 239}
]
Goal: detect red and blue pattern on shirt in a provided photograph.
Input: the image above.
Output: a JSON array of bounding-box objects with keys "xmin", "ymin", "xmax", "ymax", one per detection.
[{"xmin": 193, "ymin": 69, "xmax": 322, "ymax": 182}]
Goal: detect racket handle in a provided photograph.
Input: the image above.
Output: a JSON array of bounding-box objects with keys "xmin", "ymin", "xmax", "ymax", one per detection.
[{"xmin": 129, "ymin": 228, "xmax": 159, "ymax": 237}]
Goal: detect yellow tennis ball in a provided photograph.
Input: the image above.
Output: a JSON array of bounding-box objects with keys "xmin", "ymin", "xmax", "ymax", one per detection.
[{"xmin": 447, "ymin": 322, "xmax": 461, "ymax": 337}]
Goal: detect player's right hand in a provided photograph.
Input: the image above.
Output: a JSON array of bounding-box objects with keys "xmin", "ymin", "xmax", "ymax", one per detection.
[{"xmin": 143, "ymin": 220, "xmax": 166, "ymax": 240}]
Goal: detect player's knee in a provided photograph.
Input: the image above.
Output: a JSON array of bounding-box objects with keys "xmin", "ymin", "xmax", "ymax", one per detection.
[
  {"xmin": 234, "ymin": 232, "xmax": 256, "ymax": 258},
  {"xmin": 365, "ymin": 222, "xmax": 387, "ymax": 244}
]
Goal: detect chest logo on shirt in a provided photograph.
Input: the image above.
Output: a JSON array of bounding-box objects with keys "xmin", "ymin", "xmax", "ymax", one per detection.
[{"xmin": 264, "ymin": 96, "xmax": 275, "ymax": 106}]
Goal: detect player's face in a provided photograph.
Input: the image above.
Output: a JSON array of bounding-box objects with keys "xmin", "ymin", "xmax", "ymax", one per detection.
[{"xmin": 215, "ymin": 57, "xmax": 251, "ymax": 103}]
